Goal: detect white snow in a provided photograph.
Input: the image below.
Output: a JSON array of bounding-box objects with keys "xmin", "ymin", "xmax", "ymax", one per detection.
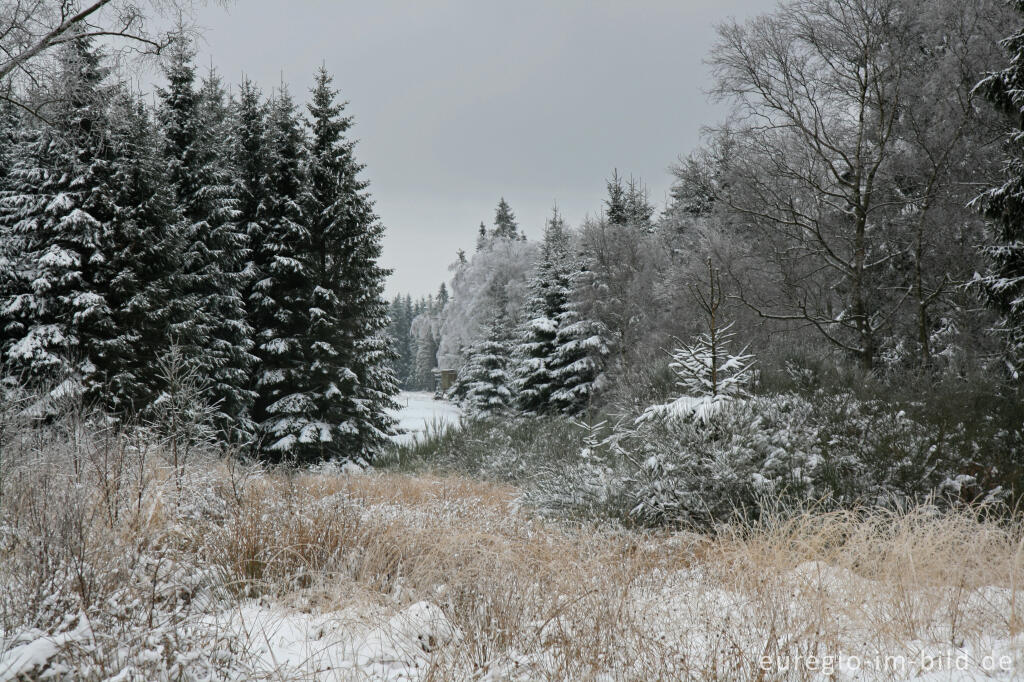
[
  {"xmin": 0, "ymin": 613, "xmax": 92, "ymax": 680},
  {"xmin": 206, "ymin": 600, "xmax": 462, "ymax": 681},
  {"xmin": 388, "ymin": 391, "xmax": 461, "ymax": 445}
]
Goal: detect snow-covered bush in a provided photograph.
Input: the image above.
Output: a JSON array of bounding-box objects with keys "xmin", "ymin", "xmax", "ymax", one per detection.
[
  {"xmin": 624, "ymin": 390, "xmax": 1004, "ymax": 526},
  {"xmin": 628, "ymin": 394, "xmax": 821, "ymax": 525}
]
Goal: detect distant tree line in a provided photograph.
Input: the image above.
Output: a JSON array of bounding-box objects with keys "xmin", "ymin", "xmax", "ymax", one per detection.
[{"xmin": 397, "ymin": 0, "xmax": 1024, "ymax": 428}]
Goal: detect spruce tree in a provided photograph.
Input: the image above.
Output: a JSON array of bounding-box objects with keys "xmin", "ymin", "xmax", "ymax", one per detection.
[
  {"xmin": 625, "ymin": 176, "xmax": 655, "ymax": 231},
  {"xmin": 547, "ymin": 297, "xmax": 610, "ymax": 415},
  {"xmin": 976, "ymin": 9, "xmax": 1024, "ymax": 377},
  {"xmin": 233, "ymin": 77, "xmax": 267, "ymax": 296},
  {"xmin": 0, "ymin": 38, "xmax": 114, "ymax": 391},
  {"xmin": 605, "ymin": 169, "xmax": 628, "ymax": 225},
  {"xmin": 232, "ymin": 77, "xmax": 270, "ymax": 423},
  {"xmin": 476, "ymin": 221, "xmax": 488, "ymax": 250},
  {"xmin": 157, "ymin": 43, "xmax": 255, "ymax": 443},
  {"xmin": 0, "ymin": 104, "xmax": 20, "ymax": 356},
  {"xmin": 515, "ymin": 207, "xmax": 571, "ymax": 414},
  {"xmin": 92, "ymin": 93, "xmax": 182, "ymax": 414},
  {"xmin": 387, "ymin": 294, "xmax": 414, "ymax": 387},
  {"xmin": 263, "ymin": 67, "xmax": 396, "ymax": 462},
  {"xmin": 411, "ymin": 311, "xmax": 440, "ymax": 392},
  {"xmin": 250, "ymin": 85, "xmax": 310, "ymax": 449},
  {"xmin": 459, "ymin": 302, "xmax": 514, "ymax": 417},
  {"xmin": 493, "ymin": 197, "xmax": 520, "ymax": 240}
]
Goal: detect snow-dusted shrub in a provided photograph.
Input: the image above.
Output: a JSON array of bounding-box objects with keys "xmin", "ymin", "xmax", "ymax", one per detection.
[
  {"xmin": 523, "ymin": 419, "xmax": 634, "ymax": 520},
  {"xmin": 624, "ymin": 390, "xmax": 1006, "ymax": 526},
  {"xmin": 628, "ymin": 394, "xmax": 822, "ymax": 526},
  {"xmin": 813, "ymin": 394, "xmax": 997, "ymax": 506}
]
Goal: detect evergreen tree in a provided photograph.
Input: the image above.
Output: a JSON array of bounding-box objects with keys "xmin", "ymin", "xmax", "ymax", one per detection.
[
  {"xmin": 605, "ymin": 169, "xmax": 653, "ymax": 230},
  {"xmin": 605, "ymin": 169, "xmax": 628, "ymax": 225},
  {"xmin": 976, "ymin": 9, "xmax": 1024, "ymax": 377},
  {"xmin": 263, "ymin": 67, "xmax": 396, "ymax": 462},
  {"xmin": 231, "ymin": 77, "xmax": 270, "ymax": 424},
  {"xmin": 493, "ymin": 197, "xmax": 520, "ymax": 240},
  {"xmin": 0, "ymin": 37, "xmax": 114, "ymax": 391},
  {"xmin": 637, "ymin": 324, "xmax": 754, "ymax": 425},
  {"xmin": 92, "ymin": 93, "xmax": 182, "ymax": 414},
  {"xmin": 233, "ymin": 77, "xmax": 267, "ymax": 298},
  {"xmin": 458, "ymin": 302, "xmax": 514, "ymax": 417},
  {"xmin": 387, "ymin": 293, "xmax": 415, "ymax": 387},
  {"xmin": 250, "ymin": 85, "xmax": 310, "ymax": 446},
  {"xmin": 625, "ymin": 176, "xmax": 654, "ymax": 231},
  {"xmin": 0, "ymin": 104, "xmax": 21, "ymax": 355},
  {"xmin": 157, "ymin": 42, "xmax": 255, "ymax": 443},
  {"xmin": 0, "ymin": 102, "xmax": 16, "ymax": 188},
  {"xmin": 476, "ymin": 221, "xmax": 487, "ymax": 250},
  {"xmin": 547, "ymin": 297, "xmax": 610, "ymax": 415},
  {"xmin": 515, "ymin": 206, "xmax": 571, "ymax": 414},
  {"xmin": 412, "ymin": 324, "xmax": 439, "ymax": 391}
]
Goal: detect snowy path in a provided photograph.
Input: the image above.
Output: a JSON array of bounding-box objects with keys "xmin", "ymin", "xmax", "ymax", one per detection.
[{"xmin": 388, "ymin": 391, "xmax": 461, "ymax": 445}]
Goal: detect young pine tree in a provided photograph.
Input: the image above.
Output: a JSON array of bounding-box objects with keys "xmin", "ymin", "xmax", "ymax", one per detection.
[{"xmin": 638, "ymin": 260, "xmax": 754, "ymax": 424}]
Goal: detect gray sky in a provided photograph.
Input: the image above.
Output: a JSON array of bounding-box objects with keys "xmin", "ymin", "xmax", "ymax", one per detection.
[{"xmin": 186, "ymin": 0, "xmax": 774, "ymax": 297}]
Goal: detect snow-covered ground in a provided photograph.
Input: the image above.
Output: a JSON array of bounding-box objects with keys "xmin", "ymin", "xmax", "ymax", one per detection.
[{"xmin": 388, "ymin": 391, "xmax": 461, "ymax": 445}]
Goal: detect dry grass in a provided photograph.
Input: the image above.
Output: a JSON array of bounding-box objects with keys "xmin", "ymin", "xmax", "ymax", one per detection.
[{"xmin": 1, "ymin": 419, "xmax": 1022, "ymax": 679}]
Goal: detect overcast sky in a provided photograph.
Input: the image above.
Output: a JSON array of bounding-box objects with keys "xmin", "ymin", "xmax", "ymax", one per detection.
[{"xmin": 183, "ymin": 0, "xmax": 774, "ymax": 297}]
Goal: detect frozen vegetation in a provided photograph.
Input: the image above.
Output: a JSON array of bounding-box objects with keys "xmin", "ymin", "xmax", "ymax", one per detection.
[
  {"xmin": 7, "ymin": 0, "xmax": 1024, "ymax": 678},
  {"xmin": 1, "ymin": 402, "xmax": 1022, "ymax": 680}
]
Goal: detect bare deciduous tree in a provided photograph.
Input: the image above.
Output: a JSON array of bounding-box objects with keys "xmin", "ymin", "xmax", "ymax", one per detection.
[
  {"xmin": 697, "ymin": 0, "xmax": 1011, "ymax": 370},
  {"xmin": 705, "ymin": 0, "xmax": 914, "ymax": 369},
  {"xmin": 0, "ymin": 0, "xmax": 214, "ymax": 120}
]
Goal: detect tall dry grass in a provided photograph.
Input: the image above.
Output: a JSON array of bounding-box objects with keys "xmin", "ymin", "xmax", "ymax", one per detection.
[{"xmin": 0, "ymin": 411, "xmax": 1022, "ymax": 679}]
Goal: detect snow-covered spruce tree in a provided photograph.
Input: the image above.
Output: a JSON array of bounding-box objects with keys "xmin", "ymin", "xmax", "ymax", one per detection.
[
  {"xmin": 515, "ymin": 206, "xmax": 571, "ymax": 414},
  {"xmin": 230, "ymin": 77, "xmax": 272, "ymax": 429},
  {"xmin": 91, "ymin": 93, "xmax": 183, "ymax": 414},
  {"xmin": 638, "ymin": 259, "xmax": 754, "ymax": 424},
  {"xmin": 458, "ymin": 300, "xmax": 514, "ymax": 417},
  {"xmin": 158, "ymin": 43, "xmax": 256, "ymax": 443},
  {"xmin": 0, "ymin": 37, "xmax": 115, "ymax": 391},
  {"xmin": 248, "ymin": 85, "xmax": 308, "ymax": 448},
  {"xmin": 605, "ymin": 169, "xmax": 654, "ymax": 231},
  {"xmin": 605, "ymin": 169, "xmax": 629, "ymax": 226},
  {"xmin": 548, "ymin": 293, "xmax": 610, "ymax": 415},
  {"xmin": 975, "ymin": 7, "xmax": 1024, "ymax": 378},
  {"xmin": 0, "ymin": 104, "xmax": 20, "ymax": 356},
  {"xmin": 262, "ymin": 67, "xmax": 397, "ymax": 463}
]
